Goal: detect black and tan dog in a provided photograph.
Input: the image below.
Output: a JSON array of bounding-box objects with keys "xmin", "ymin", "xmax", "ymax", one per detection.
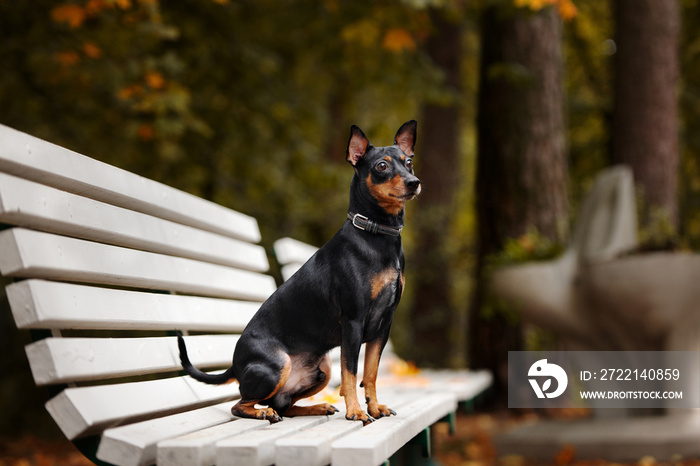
[{"xmin": 177, "ymin": 121, "xmax": 420, "ymax": 425}]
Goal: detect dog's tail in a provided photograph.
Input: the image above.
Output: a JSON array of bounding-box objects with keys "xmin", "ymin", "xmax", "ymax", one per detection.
[{"xmin": 176, "ymin": 331, "xmax": 237, "ymax": 385}]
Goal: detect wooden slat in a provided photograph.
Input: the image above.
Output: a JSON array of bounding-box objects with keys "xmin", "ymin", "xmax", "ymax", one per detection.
[
  {"xmin": 97, "ymin": 402, "xmax": 249, "ymax": 466},
  {"xmin": 0, "ymin": 173, "xmax": 268, "ymax": 271},
  {"xmin": 215, "ymin": 416, "xmax": 331, "ymax": 466},
  {"xmin": 275, "ymin": 418, "xmax": 362, "ymax": 466},
  {"xmin": 25, "ymin": 335, "xmax": 238, "ymax": 385},
  {"xmin": 46, "ymin": 375, "xmax": 240, "ymax": 440},
  {"xmin": 273, "ymin": 237, "xmax": 318, "ymax": 265},
  {"xmin": 157, "ymin": 419, "xmax": 267, "ymax": 466},
  {"xmin": 274, "ymin": 237, "xmax": 318, "ymax": 281},
  {"xmin": 167, "ymin": 391, "xmax": 383, "ymax": 466},
  {"xmin": 418, "ymin": 369, "xmax": 494, "ymax": 402},
  {"xmin": 275, "ymin": 389, "xmax": 416, "ymax": 466},
  {"xmin": 8, "ymin": 280, "xmax": 259, "ymax": 331},
  {"xmin": 0, "ymin": 124, "xmax": 260, "ymax": 242},
  {"xmin": 0, "ymin": 229, "xmax": 276, "ymax": 300},
  {"xmin": 331, "ymin": 392, "xmax": 457, "ymax": 466}
]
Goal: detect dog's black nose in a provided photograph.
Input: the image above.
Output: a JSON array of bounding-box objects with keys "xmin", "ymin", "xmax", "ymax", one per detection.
[{"xmin": 406, "ymin": 178, "xmax": 421, "ymax": 192}]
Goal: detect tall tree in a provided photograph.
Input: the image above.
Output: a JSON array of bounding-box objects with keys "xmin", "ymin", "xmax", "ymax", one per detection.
[
  {"xmin": 470, "ymin": 4, "xmax": 569, "ymax": 394},
  {"xmin": 679, "ymin": 0, "xmax": 700, "ymax": 249},
  {"xmin": 612, "ymin": 0, "xmax": 680, "ymax": 236},
  {"xmin": 406, "ymin": 8, "xmax": 464, "ymax": 368}
]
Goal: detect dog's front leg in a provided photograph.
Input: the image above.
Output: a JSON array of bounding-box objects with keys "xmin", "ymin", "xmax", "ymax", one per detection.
[
  {"xmin": 362, "ymin": 338, "xmax": 396, "ymax": 419},
  {"xmin": 340, "ymin": 320, "xmax": 374, "ymax": 425}
]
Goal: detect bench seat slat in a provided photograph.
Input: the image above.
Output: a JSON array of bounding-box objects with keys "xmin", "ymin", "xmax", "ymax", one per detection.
[
  {"xmin": 274, "ymin": 390, "xmax": 417, "ymax": 466},
  {"xmin": 418, "ymin": 369, "xmax": 493, "ymax": 402},
  {"xmin": 0, "ymin": 229, "xmax": 276, "ymax": 301},
  {"xmin": 0, "ymin": 173, "xmax": 268, "ymax": 271},
  {"xmin": 97, "ymin": 402, "xmax": 243, "ymax": 466},
  {"xmin": 0, "ymin": 124, "xmax": 260, "ymax": 242},
  {"xmin": 156, "ymin": 418, "xmax": 268, "ymax": 466},
  {"xmin": 331, "ymin": 392, "xmax": 457, "ymax": 466},
  {"xmin": 8, "ymin": 280, "xmax": 259, "ymax": 331},
  {"xmin": 216, "ymin": 416, "xmax": 332, "ymax": 466},
  {"xmin": 26, "ymin": 335, "xmax": 238, "ymax": 385},
  {"xmin": 275, "ymin": 418, "xmax": 363, "ymax": 466},
  {"xmin": 46, "ymin": 374, "xmax": 240, "ymax": 440}
]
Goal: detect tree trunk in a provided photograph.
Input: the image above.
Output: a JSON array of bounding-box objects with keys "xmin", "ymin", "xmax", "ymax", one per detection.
[
  {"xmin": 469, "ymin": 5, "xmax": 568, "ymax": 397},
  {"xmin": 406, "ymin": 9, "xmax": 463, "ymax": 368},
  {"xmin": 612, "ymin": 0, "xmax": 680, "ymax": 232}
]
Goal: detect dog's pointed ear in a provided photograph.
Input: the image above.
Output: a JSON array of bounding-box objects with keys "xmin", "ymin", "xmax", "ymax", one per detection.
[
  {"xmin": 346, "ymin": 125, "xmax": 370, "ymax": 166},
  {"xmin": 394, "ymin": 120, "xmax": 417, "ymax": 156}
]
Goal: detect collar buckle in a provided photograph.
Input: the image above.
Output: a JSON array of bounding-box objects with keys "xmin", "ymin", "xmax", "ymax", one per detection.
[{"xmin": 352, "ymin": 213, "xmax": 369, "ymax": 231}]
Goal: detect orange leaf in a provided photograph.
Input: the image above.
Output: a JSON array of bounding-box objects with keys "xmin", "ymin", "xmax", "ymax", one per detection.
[
  {"xmin": 117, "ymin": 84, "xmax": 143, "ymax": 100},
  {"xmin": 557, "ymin": 0, "xmax": 578, "ymax": 21},
  {"xmin": 114, "ymin": 0, "xmax": 132, "ymax": 9},
  {"xmin": 554, "ymin": 444, "xmax": 576, "ymax": 465},
  {"xmin": 51, "ymin": 4, "xmax": 87, "ymax": 29},
  {"xmin": 382, "ymin": 28, "xmax": 416, "ymax": 53},
  {"xmin": 145, "ymin": 71, "xmax": 165, "ymax": 90},
  {"xmin": 55, "ymin": 51, "xmax": 81, "ymax": 66},
  {"xmin": 85, "ymin": 0, "xmax": 110, "ymax": 16},
  {"xmin": 389, "ymin": 359, "xmax": 422, "ymax": 377},
  {"xmin": 83, "ymin": 42, "xmax": 102, "ymax": 59},
  {"xmin": 138, "ymin": 124, "xmax": 154, "ymax": 141}
]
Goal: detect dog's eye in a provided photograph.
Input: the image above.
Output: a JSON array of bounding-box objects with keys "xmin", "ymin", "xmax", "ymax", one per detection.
[
  {"xmin": 376, "ymin": 161, "xmax": 388, "ymax": 172},
  {"xmin": 405, "ymin": 158, "xmax": 413, "ymax": 170}
]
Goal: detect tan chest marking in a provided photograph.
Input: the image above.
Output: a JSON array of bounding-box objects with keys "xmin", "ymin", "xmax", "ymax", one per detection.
[{"xmin": 370, "ymin": 268, "xmax": 399, "ymax": 300}]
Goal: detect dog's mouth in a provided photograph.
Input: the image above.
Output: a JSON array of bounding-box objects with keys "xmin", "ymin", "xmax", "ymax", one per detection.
[{"xmin": 391, "ymin": 192, "xmax": 418, "ymax": 201}]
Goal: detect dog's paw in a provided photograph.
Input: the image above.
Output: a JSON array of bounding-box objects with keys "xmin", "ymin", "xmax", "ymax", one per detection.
[
  {"xmin": 258, "ymin": 408, "xmax": 282, "ymax": 423},
  {"xmin": 345, "ymin": 408, "xmax": 375, "ymax": 425},
  {"xmin": 232, "ymin": 405, "xmax": 282, "ymax": 423},
  {"xmin": 368, "ymin": 404, "xmax": 396, "ymax": 419}
]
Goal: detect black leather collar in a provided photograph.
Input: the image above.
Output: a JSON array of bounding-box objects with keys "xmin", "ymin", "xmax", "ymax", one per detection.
[{"xmin": 347, "ymin": 211, "xmax": 403, "ymax": 237}]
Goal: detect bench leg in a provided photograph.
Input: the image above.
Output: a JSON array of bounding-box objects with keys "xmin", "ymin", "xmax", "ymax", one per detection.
[{"xmin": 408, "ymin": 427, "xmax": 432, "ymax": 458}]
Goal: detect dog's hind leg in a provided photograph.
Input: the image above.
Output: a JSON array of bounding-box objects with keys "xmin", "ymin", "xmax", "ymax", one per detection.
[
  {"xmin": 281, "ymin": 353, "xmax": 338, "ymax": 416},
  {"xmin": 231, "ymin": 352, "xmax": 291, "ymax": 423}
]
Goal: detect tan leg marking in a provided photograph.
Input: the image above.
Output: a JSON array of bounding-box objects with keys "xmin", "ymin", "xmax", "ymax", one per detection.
[
  {"xmin": 362, "ymin": 340, "xmax": 395, "ymax": 419},
  {"xmin": 284, "ymin": 403, "xmax": 339, "ymax": 416},
  {"xmin": 341, "ymin": 349, "xmax": 373, "ymax": 424}
]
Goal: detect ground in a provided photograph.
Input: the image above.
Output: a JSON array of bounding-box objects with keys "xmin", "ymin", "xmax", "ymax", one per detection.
[
  {"xmin": 433, "ymin": 410, "xmax": 700, "ymax": 466},
  {"xmin": 0, "ymin": 435, "xmax": 91, "ymax": 466}
]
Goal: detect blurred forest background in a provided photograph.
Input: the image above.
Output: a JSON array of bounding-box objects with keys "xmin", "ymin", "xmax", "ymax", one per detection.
[{"xmin": 1, "ymin": 0, "xmax": 699, "ymax": 439}]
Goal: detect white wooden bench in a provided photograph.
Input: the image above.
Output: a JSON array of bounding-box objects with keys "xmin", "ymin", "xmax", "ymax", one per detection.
[{"xmin": 0, "ymin": 124, "xmax": 488, "ymax": 466}]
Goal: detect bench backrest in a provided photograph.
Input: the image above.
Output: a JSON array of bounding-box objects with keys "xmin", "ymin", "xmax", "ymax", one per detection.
[{"xmin": 0, "ymin": 125, "xmax": 275, "ymax": 442}]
